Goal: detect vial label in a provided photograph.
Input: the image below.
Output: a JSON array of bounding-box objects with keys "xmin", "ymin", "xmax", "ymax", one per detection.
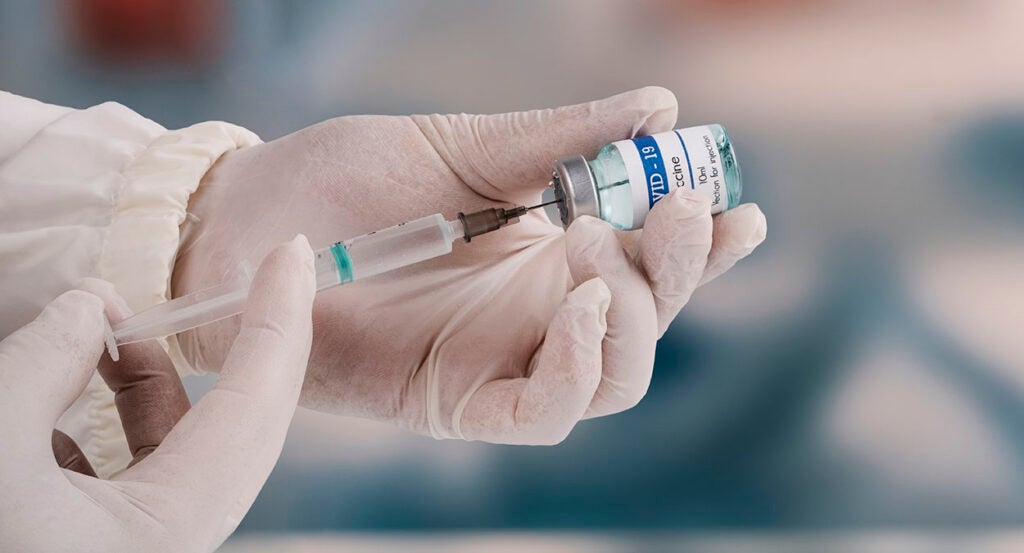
[{"xmin": 613, "ymin": 125, "xmax": 727, "ymax": 226}]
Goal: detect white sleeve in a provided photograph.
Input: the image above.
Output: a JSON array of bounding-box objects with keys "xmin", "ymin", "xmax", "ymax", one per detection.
[
  {"xmin": 0, "ymin": 91, "xmax": 74, "ymax": 161},
  {"xmin": 0, "ymin": 90, "xmax": 261, "ymax": 477}
]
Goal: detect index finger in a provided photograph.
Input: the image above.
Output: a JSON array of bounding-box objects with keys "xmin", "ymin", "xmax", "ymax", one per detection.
[
  {"xmin": 114, "ymin": 236, "xmax": 316, "ymax": 544},
  {"xmin": 412, "ymin": 86, "xmax": 678, "ymax": 204},
  {"xmin": 78, "ymin": 278, "xmax": 191, "ymax": 467}
]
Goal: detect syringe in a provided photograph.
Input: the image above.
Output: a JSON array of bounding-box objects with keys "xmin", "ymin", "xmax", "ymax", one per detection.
[{"xmin": 110, "ymin": 202, "xmax": 557, "ymax": 347}]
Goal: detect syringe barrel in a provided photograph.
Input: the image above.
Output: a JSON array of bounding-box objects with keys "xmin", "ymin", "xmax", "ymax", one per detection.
[
  {"xmin": 327, "ymin": 213, "xmax": 457, "ymax": 282},
  {"xmin": 111, "ymin": 278, "xmax": 250, "ymax": 346},
  {"xmin": 112, "ymin": 213, "xmax": 462, "ymax": 346},
  {"xmin": 314, "ymin": 247, "xmax": 343, "ymax": 291}
]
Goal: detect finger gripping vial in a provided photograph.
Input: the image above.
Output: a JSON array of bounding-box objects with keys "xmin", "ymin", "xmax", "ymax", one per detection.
[{"xmin": 551, "ymin": 124, "xmax": 742, "ymax": 230}]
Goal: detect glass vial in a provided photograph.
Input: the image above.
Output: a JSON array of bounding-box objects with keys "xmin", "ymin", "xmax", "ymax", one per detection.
[{"xmin": 550, "ymin": 124, "xmax": 742, "ymax": 230}]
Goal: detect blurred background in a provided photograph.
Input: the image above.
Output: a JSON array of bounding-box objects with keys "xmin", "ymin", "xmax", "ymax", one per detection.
[{"xmin": 2, "ymin": 0, "xmax": 1022, "ymax": 550}]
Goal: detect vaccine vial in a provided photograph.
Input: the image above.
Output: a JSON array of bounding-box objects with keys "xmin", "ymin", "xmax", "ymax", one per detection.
[{"xmin": 550, "ymin": 124, "xmax": 742, "ymax": 230}]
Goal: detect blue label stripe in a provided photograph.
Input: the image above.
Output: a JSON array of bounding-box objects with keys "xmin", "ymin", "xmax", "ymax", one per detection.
[
  {"xmin": 674, "ymin": 131, "xmax": 696, "ymax": 190},
  {"xmin": 632, "ymin": 135, "xmax": 670, "ymax": 208}
]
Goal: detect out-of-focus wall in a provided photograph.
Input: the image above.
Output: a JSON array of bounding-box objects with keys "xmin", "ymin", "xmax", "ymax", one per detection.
[{"xmin": 2, "ymin": 0, "xmax": 1022, "ymax": 531}]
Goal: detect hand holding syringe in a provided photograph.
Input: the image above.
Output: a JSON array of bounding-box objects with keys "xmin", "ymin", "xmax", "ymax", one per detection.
[{"xmin": 111, "ymin": 202, "xmax": 557, "ymax": 348}]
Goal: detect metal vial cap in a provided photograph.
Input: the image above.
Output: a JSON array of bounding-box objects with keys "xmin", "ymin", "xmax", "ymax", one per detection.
[{"xmin": 550, "ymin": 155, "xmax": 599, "ymax": 228}]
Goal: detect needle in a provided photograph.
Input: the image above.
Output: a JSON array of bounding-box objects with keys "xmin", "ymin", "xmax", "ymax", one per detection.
[{"xmin": 525, "ymin": 199, "xmax": 561, "ymax": 211}]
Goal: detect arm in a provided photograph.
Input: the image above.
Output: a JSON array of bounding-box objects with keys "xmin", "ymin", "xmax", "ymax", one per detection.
[
  {"xmin": 0, "ymin": 90, "xmax": 261, "ymax": 475},
  {"xmin": 0, "ymin": 91, "xmax": 72, "ymax": 161}
]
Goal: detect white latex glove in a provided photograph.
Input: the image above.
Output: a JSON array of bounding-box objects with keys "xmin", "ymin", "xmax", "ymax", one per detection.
[
  {"xmin": 173, "ymin": 87, "xmax": 767, "ymax": 445},
  {"xmin": 0, "ymin": 237, "xmax": 316, "ymax": 553}
]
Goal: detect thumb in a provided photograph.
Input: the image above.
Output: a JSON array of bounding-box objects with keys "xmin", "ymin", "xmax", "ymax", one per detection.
[
  {"xmin": 118, "ymin": 235, "xmax": 316, "ymax": 547},
  {"xmin": 413, "ymin": 86, "xmax": 678, "ymax": 205},
  {"xmin": 0, "ymin": 290, "xmax": 106, "ymax": 457}
]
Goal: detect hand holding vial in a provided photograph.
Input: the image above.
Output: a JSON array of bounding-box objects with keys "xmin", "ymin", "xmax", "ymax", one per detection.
[{"xmin": 170, "ymin": 87, "xmax": 767, "ymax": 445}]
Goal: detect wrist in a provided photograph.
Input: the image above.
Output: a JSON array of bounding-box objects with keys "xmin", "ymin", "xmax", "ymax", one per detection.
[
  {"xmin": 167, "ymin": 137, "xmax": 312, "ymax": 373},
  {"xmin": 169, "ymin": 149, "xmax": 253, "ymax": 374},
  {"xmin": 170, "ymin": 146, "xmax": 259, "ymax": 300}
]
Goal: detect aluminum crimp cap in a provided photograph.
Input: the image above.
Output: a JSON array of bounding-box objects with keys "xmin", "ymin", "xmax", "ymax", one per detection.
[{"xmin": 550, "ymin": 155, "xmax": 598, "ymax": 228}]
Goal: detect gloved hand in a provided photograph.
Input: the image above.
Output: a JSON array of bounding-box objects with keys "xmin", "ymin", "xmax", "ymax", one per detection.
[
  {"xmin": 173, "ymin": 87, "xmax": 767, "ymax": 444},
  {"xmin": 0, "ymin": 237, "xmax": 316, "ymax": 553}
]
